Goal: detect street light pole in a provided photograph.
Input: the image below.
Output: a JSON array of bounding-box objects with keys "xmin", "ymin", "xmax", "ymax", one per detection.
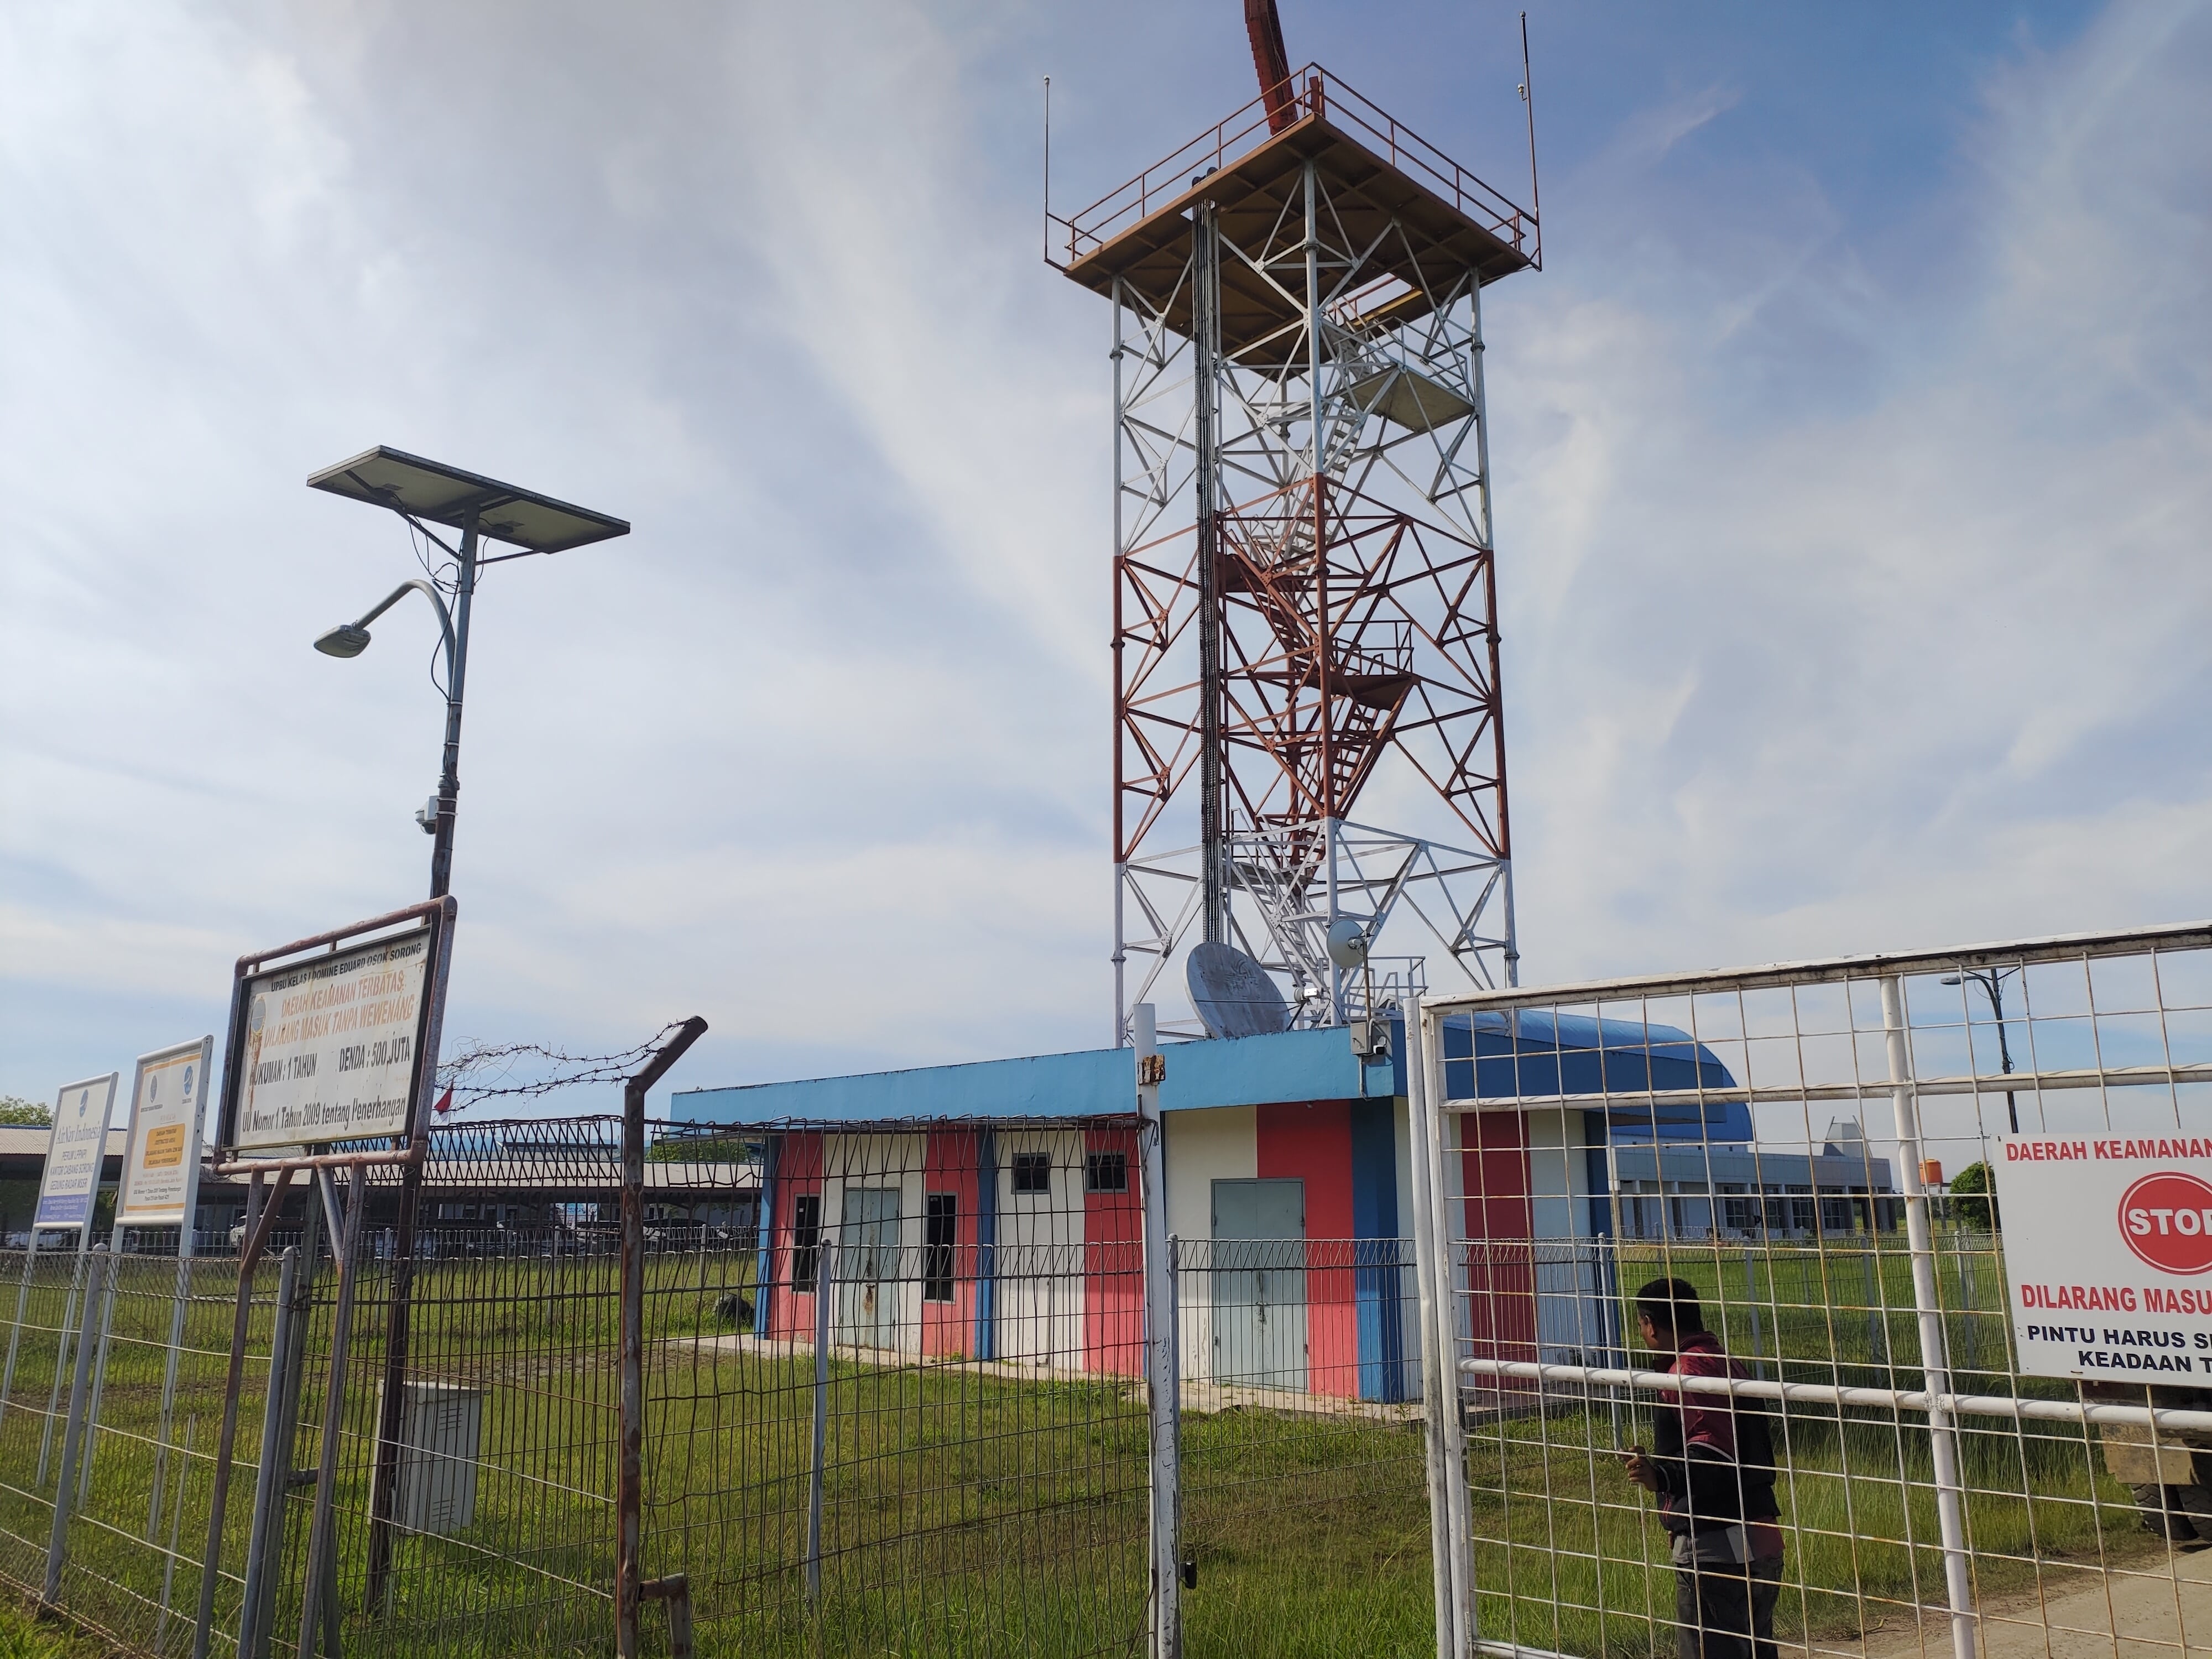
[
  {"xmin": 1944, "ymin": 969, "xmax": 2020, "ymax": 1135},
  {"xmin": 304, "ymin": 448, "xmax": 628, "ymax": 1614},
  {"xmin": 427, "ymin": 510, "xmax": 477, "ymax": 901}
]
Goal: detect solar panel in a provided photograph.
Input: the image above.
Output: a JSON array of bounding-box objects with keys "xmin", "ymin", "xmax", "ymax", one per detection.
[{"xmin": 307, "ymin": 446, "xmax": 630, "ymax": 554}]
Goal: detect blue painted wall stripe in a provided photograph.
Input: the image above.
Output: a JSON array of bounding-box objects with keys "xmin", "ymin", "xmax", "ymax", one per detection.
[
  {"xmin": 1349, "ymin": 1100, "xmax": 1407, "ymax": 1403},
  {"xmin": 973, "ymin": 1129, "xmax": 998, "ymax": 1362}
]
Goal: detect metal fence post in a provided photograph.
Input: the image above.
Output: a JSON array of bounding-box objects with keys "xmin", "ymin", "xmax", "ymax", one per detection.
[
  {"xmin": 617, "ymin": 1018, "xmax": 707, "ymax": 1659},
  {"xmin": 195, "ymin": 1167, "xmax": 287, "ymax": 1659},
  {"xmin": 1405, "ymin": 994, "xmax": 1472, "ymax": 1659},
  {"xmin": 148, "ymin": 1228, "xmax": 202, "ymax": 1538},
  {"xmin": 1881, "ymin": 975, "xmax": 1978, "ymax": 1659},
  {"xmin": 79, "ymin": 1240, "xmax": 123, "ymax": 1504},
  {"xmin": 237, "ymin": 1246, "xmax": 300, "ymax": 1659},
  {"xmin": 1135, "ymin": 1003, "xmax": 1181, "ymax": 1659},
  {"xmin": 153, "ymin": 1416, "xmax": 196, "ymax": 1656},
  {"xmin": 44, "ymin": 1242, "xmax": 109, "ymax": 1605},
  {"xmin": 805, "ymin": 1231, "xmax": 835, "ymax": 1606},
  {"xmin": 254, "ymin": 1227, "xmax": 318, "ymax": 1659},
  {"xmin": 296, "ymin": 1168, "xmax": 366, "ymax": 1659}
]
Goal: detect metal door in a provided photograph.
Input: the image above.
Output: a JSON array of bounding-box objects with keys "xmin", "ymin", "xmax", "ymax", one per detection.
[
  {"xmin": 1210, "ymin": 1178, "xmax": 1306, "ymax": 1391},
  {"xmin": 835, "ymin": 1187, "xmax": 902, "ymax": 1353}
]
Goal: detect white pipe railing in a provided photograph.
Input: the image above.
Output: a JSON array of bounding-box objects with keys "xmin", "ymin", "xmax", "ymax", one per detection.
[{"xmin": 1455, "ymin": 1355, "xmax": 2212, "ymax": 1434}]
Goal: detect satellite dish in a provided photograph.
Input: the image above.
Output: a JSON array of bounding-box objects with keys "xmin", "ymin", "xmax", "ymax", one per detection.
[
  {"xmin": 1187, "ymin": 942, "xmax": 1290, "ymax": 1040},
  {"xmin": 1326, "ymin": 917, "xmax": 1369, "ymax": 969}
]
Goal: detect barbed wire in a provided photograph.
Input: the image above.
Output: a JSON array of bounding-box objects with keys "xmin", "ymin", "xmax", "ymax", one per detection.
[{"xmin": 435, "ymin": 1022, "xmax": 688, "ymax": 1110}]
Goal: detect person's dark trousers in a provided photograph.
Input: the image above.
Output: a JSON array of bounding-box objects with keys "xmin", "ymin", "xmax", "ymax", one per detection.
[{"xmin": 1674, "ymin": 1555, "xmax": 1783, "ymax": 1659}]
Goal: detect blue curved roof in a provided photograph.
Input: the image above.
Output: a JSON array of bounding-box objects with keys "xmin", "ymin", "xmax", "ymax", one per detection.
[{"xmin": 1441, "ymin": 1009, "xmax": 1749, "ymax": 1142}]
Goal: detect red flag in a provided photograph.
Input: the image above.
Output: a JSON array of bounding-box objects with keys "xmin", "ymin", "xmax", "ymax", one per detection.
[{"xmin": 433, "ymin": 1087, "xmax": 454, "ymax": 1115}]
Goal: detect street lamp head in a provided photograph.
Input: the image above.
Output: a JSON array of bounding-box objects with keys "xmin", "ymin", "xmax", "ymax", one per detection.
[
  {"xmin": 1940, "ymin": 975, "xmax": 1963, "ymax": 987},
  {"xmin": 314, "ymin": 623, "xmax": 373, "ymax": 659}
]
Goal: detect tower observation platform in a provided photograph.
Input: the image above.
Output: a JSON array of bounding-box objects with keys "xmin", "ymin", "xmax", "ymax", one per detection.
[
  {"xmin": 1051, "ymin": 60, "xmax": 1541, "ymax": 1046},
  {"xmin": 1052, "ymin": 65, "xmax": 1537, "ymax": 356}
]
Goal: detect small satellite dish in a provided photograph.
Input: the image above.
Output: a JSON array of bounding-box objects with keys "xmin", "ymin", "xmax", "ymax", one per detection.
[
  {"xmin": 1187, "ymin": 942, "xmax": 1290, "ymax": 1040},
  {"xmin": 1326, "ymin": 917, "xmax": 1369, "ymax": 970}
]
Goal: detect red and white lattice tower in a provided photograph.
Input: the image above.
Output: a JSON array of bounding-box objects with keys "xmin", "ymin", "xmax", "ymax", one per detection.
[{"xmin": 1051, "ymin": 61, "xmax": 1541, "ymax": 1042}]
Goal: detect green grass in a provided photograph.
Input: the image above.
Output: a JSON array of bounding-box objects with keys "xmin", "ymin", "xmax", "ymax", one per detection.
[
  {"xmin": 1612, "ymin": 1233, "xmax": 2025, "ymax": 1392},
  {"xmin": 0, "ymin": 1593, "xmax": 113, "ymax": 1659}
]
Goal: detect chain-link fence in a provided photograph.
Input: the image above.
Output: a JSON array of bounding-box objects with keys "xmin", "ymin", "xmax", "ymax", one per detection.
[{"xmin": 1409, "ymin": 921, "xmax": 2212, "ymax": 1659}]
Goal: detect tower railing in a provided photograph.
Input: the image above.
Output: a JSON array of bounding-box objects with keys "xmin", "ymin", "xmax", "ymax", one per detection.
[{"xmin": 1047, "ymin": 64, "xmax": 1540, "ymax": 272}]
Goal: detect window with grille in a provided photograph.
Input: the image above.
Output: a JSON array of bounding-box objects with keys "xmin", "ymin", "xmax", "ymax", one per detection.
[
  {"xmin": 791, "ymin": 1194, "xmax": 822, "ymax": 1291},
  {"xmin": 1011, "ymin": 1152, "xmax": 1051, "ymax": 1195},
  {"xmin": 1084, "ymin": 1151, "xmax": 1128, "ymax": 1194},
  {"xmin": 924, "ymin": 1193, "xmax": 956, "ymax": 1302}
]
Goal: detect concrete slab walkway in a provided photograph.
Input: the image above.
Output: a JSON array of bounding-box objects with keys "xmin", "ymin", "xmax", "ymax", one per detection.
[{"xmin": 1859, "ymin": 1545, "xmax": 2212, "ymax": 1659}]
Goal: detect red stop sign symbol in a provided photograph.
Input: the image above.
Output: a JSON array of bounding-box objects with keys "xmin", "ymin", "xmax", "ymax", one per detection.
[{"xmin": 2120, "ymin": 1172, "xmax": 2212, "ymax": 1275}]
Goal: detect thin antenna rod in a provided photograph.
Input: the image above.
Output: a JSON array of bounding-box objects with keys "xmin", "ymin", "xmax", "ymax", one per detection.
[
  {"xmin": 1042, "ymin": 75, "xmax": 1052, "ymax": 265},
  {"xmin": 1520, "ymin": 12, "xmax": 1542, "ymax": 268}
]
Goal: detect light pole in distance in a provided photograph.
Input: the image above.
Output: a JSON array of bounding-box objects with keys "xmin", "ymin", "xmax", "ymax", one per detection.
[{"xmin": 1942, "ymin": 968, "xmax": 2022, "ymax": 1135}]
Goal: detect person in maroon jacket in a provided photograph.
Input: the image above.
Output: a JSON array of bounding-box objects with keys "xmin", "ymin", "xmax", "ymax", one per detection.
[{"xmin": 1620, "ymin": 1278, "xmax": 1786, "ymax": 1659}]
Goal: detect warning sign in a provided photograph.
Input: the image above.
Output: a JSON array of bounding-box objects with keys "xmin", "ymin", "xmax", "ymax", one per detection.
[{"xmin": 1993, "ymin": 1134, "xmax": 2212, "ymax": 1379}]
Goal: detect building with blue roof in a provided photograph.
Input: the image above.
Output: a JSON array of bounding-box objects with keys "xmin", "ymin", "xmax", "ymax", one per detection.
[{"xmin": 672, "ymin": 1005, "xmax": 1892, "ymax": 1399}]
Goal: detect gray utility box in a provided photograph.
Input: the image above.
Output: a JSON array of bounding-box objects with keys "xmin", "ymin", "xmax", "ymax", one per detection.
[{"xmin": 369, "ymin": 1381, "xmax": 485, "ymax": 1537}]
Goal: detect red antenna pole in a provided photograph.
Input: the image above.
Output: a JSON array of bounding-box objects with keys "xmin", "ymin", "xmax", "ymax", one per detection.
[{"xmin": 1244, "ymin": 0, "xmax": 1295, "ymax": 132}]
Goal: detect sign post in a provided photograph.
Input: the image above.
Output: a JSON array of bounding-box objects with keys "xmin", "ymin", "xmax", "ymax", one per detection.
[
  {"xmin": 193, "ymin": 898, "xmax": 455, "ymax": 1659},
  {"xmin": 1992, "ymin": 1134, "xmax": 2212, "ymax": 1379},
  {"xmin": 29, "ymin": 1074, "xmax": 117, "ymax": 1489},
  {"xmin": 0, "ymin": 1074, "xmax": 116, "ymax": 1445},
  {"xmin": 98, "ymin": 1040, "xmax": 215, "ymax": 1530}
]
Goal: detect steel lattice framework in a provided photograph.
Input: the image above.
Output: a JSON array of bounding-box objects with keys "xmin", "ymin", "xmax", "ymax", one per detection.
[{"xmin": 1053, "ymin": 65, "xmax": 1539, "ymax": 1042}]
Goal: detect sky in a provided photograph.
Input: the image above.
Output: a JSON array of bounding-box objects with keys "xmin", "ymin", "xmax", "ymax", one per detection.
[{"xmin": 2, "ymin": 0, "xmax": 2207, "ymax": 1119}]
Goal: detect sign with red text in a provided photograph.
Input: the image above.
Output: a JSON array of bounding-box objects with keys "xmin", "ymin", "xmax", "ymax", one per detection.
[{"xmin": 1992, "ymin": 1133, "xmax": 2212, "ymax": 1380}]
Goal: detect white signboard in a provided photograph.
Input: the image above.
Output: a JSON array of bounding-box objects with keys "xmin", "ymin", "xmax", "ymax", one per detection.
[
  {"xmin": 232, "ymin": 930, "xmax": 432, "ymax": 1151},
  {"xmin": 1993, "ymin": 1133, "xmax": 2212, "ymax": 1380},
  {"xmin": 117, "ymin": 1039, "xmax": 211, "ymax": 1229},
  {"xmin": 36, "ymin": 1073, "xmax": 118, "ymax": 1234}
]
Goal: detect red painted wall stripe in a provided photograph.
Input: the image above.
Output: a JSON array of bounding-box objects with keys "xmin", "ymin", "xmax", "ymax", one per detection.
[
  {"xmin": 1255, "ymin": 1101, "xmax": 1358, "ymax": 1397},
  {"xmin": 1082, "ymin": 1126, "xmax": 1143, "ymax": 1375}
]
